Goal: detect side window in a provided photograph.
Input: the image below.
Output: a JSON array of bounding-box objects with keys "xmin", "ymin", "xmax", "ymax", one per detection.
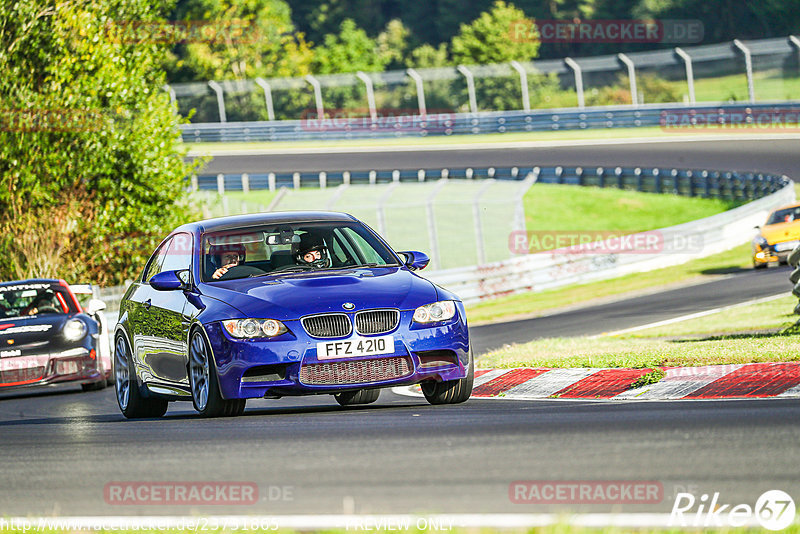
[
  {"xmin": 143, "ymin": 238, "xmax": 172, "ymax": 282},
  {"xmin": 342, "ymin": 228, "xmax": 384, "ymax": 264},
  {"xmin": 160, "ymin": 233, "xmax": 193, "ymax": 274}
]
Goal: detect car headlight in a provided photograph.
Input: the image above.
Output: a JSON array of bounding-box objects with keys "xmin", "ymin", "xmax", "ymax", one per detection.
[
  {"xmin": 222, "ymin": 319, "xmax": 288, "ymax": 338},
  {"xmin": 413, "ymin": 301, "xmax": 457, "ymax": 324},
  {"xmin": 63, "ymin": 318, "xmax": 87, "ymax": 341}
]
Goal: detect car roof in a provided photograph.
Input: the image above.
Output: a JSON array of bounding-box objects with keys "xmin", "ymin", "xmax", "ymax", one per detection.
[
  {"xmin": 770, "ymin": 203, "xmax": 800, "ymax": 213},
  {"xmin": 173, "ymin": 211, "xmax": 358, "ymax": 234},
  {"xmin": 0, "ymin": 278, "xmax": 63, "ymax": 288}
]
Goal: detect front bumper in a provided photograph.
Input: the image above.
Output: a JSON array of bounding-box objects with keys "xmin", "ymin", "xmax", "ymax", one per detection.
[
  {"xmin": 0, "ymin": 347, "xmax": 103, "ymax": 390},
  {"xmin": 205, "ymin": 309, "xmax": 470, "ymax": 399}
]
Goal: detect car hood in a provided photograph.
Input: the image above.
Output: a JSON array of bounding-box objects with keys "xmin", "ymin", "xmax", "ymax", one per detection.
[
  {"xmin": 199, "ymin": 267, "xmax": 439, "ymax": 319},
  {"xmin": 762, "ymin": 222, "xmax": 800, "ymax": 244}
]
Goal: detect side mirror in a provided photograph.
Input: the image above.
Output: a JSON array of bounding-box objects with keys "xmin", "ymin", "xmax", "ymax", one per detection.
[
  {"xmin": 85, "ymin": 298, "xmax": 107, "ymax": 315},
  {"xmin": 150, "ymin": 270, "xmax": 189, "ymax": 291},
  {"xmin": 754, "ymin": 225, "xmax": 760, "ymax": 229},
  {"xmin": 398, "ymin": 251, "xmax": 430, "ymax": 271}
]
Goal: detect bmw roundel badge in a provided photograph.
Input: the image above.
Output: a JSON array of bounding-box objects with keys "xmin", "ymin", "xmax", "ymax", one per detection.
[{"xmin": 342, "ymin": 302, "xmax": 355, "ymax": 310}]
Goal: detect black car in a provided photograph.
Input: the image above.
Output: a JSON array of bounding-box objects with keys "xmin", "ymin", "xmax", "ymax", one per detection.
[{"xmin": 0, "ymin": 279, "xmax": 112, "ymax": 391}]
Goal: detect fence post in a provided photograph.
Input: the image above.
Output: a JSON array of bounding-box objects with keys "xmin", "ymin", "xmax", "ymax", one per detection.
[
  {"xmin": 268, "ymin": 172, "xmax": 276, "ymax": 192},
  {"xmin": 555, "ymin": 166, "xmax": 564, "ymax": 184},
  {"xmin": 674, "ymin": 47, "xmax": 696, "ymax": 104},
  {"xmin": 304, "ymin": 74, "xmax": 325, "ymax": 119},
  {"xmin": 425, "ymin": 180, "xmax": 449, "ymax": 270},
  {"xmin": 207, "ymin": 81, "xmax": 227, "ymax": 123},
  {"xmin": 163, "ymin": 84, "xmax": 176, "ymax": 105},
  {"xmin": 418, "ymin": 169, "xmax": 426, "ymax": 182},
  {"xmin": 564, "ymin": 58, "xmax": 585, "ymax": 109},
  {"xmin": 615, "ymin": 167, "xmax": 623, "ymax": 189},
  {"xmin": 369, "ymin": 170, "xmax": 377, "ymax": 185},
  {"xmin": 376, "ymin": 182, "xmax": 400, "ymax": 237},
  {"xmin": 634, "ymin": 167, "xmax": 642, "ymax": 191},
  {"xmin": 457, "ymin": 65, "xmax": 478, "ymax": 114},
  {"xmin": 472, "ymin": 179, "xmax": 496, "ymax": 265},
  {"xmin": 216, "ymin": 174, "xmax": 225, "ymax": 195},
  {"xmin": 343, "ymin": 171, "xmax": 351, "ymax": 186},
  {"xmin": 293, "ymin": 172, "xmax": 301, "ymax": 189},
  {"xmin": 406, "ymin": 68, "xmax": 427, "ymax": 117},
  {"xmin": 319, "ymin": 171, "xmax": 327, "ymax": 188},
  {"xmin": 732, "ymin": 39, "xmax": 755, "ymax": 103},
  {"xmin": 597, "ymin": 167, "xmax": 605, "ymax": 188},
  {"xmin": 190, "ymin": 174, "xmax": 198, "ymax": 192},
  {"xmin": 653, "ymin": 168, "xmax": 661, "ymax": 193},
  {"xmin": 510, "ymin": 61, "xmax": 531, "ymax": 112},
  {"xmin": 254, "ymin": 77, "xmax": 275, "ymax": 121},
  {"xmin": 241, "ymin": 173, "xmax": 250, "ymax": 194},
  {"xmin": 617, "ymin": 53, "xmax": 638, "ymax": 106},
  {"xmin": 356, "ymin": 71, "xmax": 378, "ymax": 123}
]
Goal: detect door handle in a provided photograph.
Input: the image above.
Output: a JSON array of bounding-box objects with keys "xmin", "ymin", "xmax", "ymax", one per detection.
[{"xmin": 143, "ymin": 299, "xmax": 152, "ymax": 310}]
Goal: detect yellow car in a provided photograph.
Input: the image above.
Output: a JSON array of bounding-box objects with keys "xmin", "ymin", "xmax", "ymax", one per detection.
[{"xmin": 753, "ymin": 203, "xmax": 800, "ymax": 268}]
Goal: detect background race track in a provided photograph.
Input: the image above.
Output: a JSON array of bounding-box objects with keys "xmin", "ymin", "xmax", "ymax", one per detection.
[{"xmin": 1, "ymin": 136, "xmax": 799, "ymax": 517}]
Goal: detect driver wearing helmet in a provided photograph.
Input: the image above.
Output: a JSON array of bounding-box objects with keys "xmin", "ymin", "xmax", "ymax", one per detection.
[
  {"xmin": 292, "ymin": 232, "xmax": 332, "ymax": 269},
  {"xmin": 209, "ymin": 243, "xmax": 246, "ymax": 279}
]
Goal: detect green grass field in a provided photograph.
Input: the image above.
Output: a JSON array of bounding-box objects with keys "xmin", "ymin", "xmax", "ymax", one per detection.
[{"xmin": 478, "ymin": 294, "xmax": 799, "ymax": 368}]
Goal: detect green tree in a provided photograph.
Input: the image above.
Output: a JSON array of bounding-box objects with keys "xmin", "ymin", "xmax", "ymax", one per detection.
[
  {"xmin": 377, "ymin": 19, "xmax": 411, "ymax": 70},
  {"xmin": 312, "ymin": 18, "xmax": 388, "ymax": 74},
  {"xmin": 0, "ymin": 0, "xmax": 200, "ymax": 285},
  {"xmin": 451, "ymin": 1, "xmax": 540, "ymax": 65},
  {"xmin": 166, "ymin": 0, "xmax": 313, "ymax": 82}
]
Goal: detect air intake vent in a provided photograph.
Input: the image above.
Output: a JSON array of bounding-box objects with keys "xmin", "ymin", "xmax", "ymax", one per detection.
[
  {"xmin": 301, "ymin": 313, "xmax": 352, "ymax": 338},
  {"xmin": 355, "ymin": 309, "xmax": 399, "ymax": 335},
  {"xmin": 299, "ymin": 356, "xmax": 412, "ymax": 385}
]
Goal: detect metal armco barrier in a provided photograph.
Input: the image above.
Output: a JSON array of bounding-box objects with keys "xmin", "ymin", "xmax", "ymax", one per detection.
[
  {"xmin": 180, "ymin": 101, "xmax": 800, "ymax": 143},
  {"xmin": 196, "ymin": 165, "xmax": 789, "ymax": 202},
  {"xmin": 425, "ymin": 175, "xmax": 794, "ymax": 304}
]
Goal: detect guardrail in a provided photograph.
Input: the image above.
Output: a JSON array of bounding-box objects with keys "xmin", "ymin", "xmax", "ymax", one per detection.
[
  {"xmin": 180, "ymin": 101, "xmax": 800, "ymax": 143},
  {"xmin": 197, "ymin": 164, "xmax": 789, "ymax": 202}
]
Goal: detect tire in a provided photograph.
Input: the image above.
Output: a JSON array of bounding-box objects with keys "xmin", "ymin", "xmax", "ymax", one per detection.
[
  {"xmin": 753, "ymin": 262, "xmax": 767, "ymax": 270},
  {"xmin": 334, "ymin": 389, "xmax": 380, "ymax": 406},
  {"xmin": 421, "ymin": 349, "xmax": 474, "ymax": 405},
  {"xmin": 188, "ymin": 329, "xmax": 244, "ymax": 417},
  {"xmin": 81, "ymin": 380, "xmax": 106, "ymax": 392},
  {"xmin": 115, "ymin": 334, "xmax": 168, "ymax": 419}
]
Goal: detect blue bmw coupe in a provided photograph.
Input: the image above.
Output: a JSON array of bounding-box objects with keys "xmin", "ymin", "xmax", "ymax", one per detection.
[{"xmin": 114, "ymin": 211, "xmax": 473, "ymax": 418}]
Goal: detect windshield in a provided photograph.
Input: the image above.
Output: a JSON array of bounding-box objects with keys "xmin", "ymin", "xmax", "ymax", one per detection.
[
  {"xmin": 201, "ymin": 221, "xmax": 400, "ymax": 282},
  {"xmin": 0, "ymin": 283, "xmax": 73, "ymax": 319},
  {"xmin": 766, "ymin": 207, "xmax": 800, "ymax": 225}
]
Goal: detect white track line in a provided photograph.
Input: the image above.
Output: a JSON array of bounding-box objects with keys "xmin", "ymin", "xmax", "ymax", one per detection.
[
  {"xmin": 187, "ymin": 133, "xmax": 800, "ymax": 156},
  {"xmin": 2, "ymin": 513, "xmax": 773, "ymax": 529},
  {"xmin": 596, "ymin": 293, "xmax": 789, "ymax": 338}
]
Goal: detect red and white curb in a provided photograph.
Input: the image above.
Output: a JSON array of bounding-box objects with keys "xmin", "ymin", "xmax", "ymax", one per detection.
[{"xmin": 398, "ymin": 363, "xmax": 800, "ymax": 400}]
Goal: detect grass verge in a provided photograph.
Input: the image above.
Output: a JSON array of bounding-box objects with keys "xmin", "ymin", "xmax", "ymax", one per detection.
[{"xmin": 479, "ymin": 294, "xmax": 800, "ymax": 368}]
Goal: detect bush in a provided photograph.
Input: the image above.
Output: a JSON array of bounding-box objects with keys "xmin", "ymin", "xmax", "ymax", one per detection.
[{"xmin": 0, "ymin": 0, "xmax": 201, "ymax": 286}]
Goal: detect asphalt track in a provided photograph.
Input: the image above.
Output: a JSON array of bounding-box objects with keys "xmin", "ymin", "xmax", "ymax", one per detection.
[
  {"xmin": 196, "ymin": 137, "xmax": 800, "ymax": 177},
  {"xmin": 2, "ymin": 136, "xmax": 799, "ymax": 519},
  {"xmin": 471, "ymin": 265, "xmax": 793, "ymax": 355},
  {"xmin": 1, "ymin": 385, "xmax": 799, "ymax": 516}
]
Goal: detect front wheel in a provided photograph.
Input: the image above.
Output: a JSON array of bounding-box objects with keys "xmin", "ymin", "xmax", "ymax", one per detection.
[
  {"xmin": 334, "ymin": 389, "xmax": 380, "ymax": 406},
  {"xmin": 189, "ymin": 329, "xmax": 245, "ymax": 417},
  {"xmin": 115, "ymin": 335, "xmax": 168, "ymax": 419},
  {"xmin": 422, "ymin": 349, "xmax": 474, "ymax": 405}
]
